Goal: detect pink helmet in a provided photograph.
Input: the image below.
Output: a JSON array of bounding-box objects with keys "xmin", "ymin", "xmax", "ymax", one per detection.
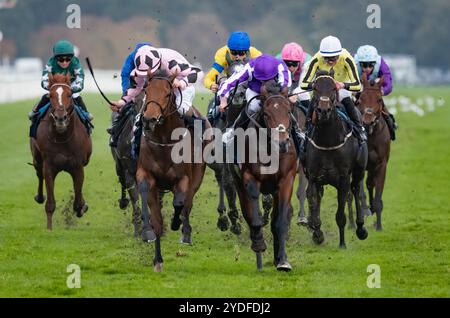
[
  {"xmin": 134, "ymin": 45, "xmax": 161, "ymax": 76},
  {"xmin": 281, "ymin": 42, "xmax": 305, "ymax": 62}
]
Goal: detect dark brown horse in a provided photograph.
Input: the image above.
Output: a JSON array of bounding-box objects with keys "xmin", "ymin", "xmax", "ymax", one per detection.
[
  {"xmin": 30, "ymin": 73, "xmax": 92, "ymax": 230},
  {"xmin": 136, "ymin": 70, "xmax": 210, "ymax": 272},
  {"xmin": 351, "ymin": 75, "xmax": 391, "ymax": 231},
  {"xmin": 229, "ymin": 81, "xmax": 298, "ymax": 271},
  {"xmin": 304, "ymin": 71, "xmax": 368, "ymax": 248}
]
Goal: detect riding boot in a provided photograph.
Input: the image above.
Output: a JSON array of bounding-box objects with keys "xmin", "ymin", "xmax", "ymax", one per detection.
[
  {"xmin": 341, "ymin": 97, "xmax": 367, "ymax": 143},
  {"xmin": 383, "ymin": 112, "xmax": 397, "ymax": 141},
  {"xmin": 131, "ymin": 113, "xmax": 143, "ymax": 159},
  {"xmin": 28, "ymin": 94, "xmax": 50, "ymax": 121},
  {"xmin": 289, "ymin": 113, "xmax": 306, "ymax": 159},
  {"xmin": 109, "ymin": 112, "xmax": 121, "ymax": 147},
  {"xmin": 222, "ymin": 109, "xmax": 250, "ymax": 144},
  {"xmin": 299, "ymin": 99, "xmax": 310, "ymax": 115},
  {"xmin": 73, "ymin": 96, "xmax": 94, "ymax": 121}
]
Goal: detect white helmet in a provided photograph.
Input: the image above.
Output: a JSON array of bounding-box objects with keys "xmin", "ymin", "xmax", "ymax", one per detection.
[
  {"xmin": 355, "ymin": 45, "xmax": 379, "ymax": 62},
  {"xmin": 319, "ymin": 35, "xmax": 342, "ymax": 57}
]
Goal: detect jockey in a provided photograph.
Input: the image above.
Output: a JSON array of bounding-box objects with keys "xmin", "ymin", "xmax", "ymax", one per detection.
[
  {"xmin": 354, "ymin": 45, "xmax": 397, "ymax": 140},
  {"xmin": 276, "ymin": 42, "xmax": 312, "ymax": 106},
  {"xmin": 107, "ymin": 42, "xmax": 152, "ymax": 136},
  {"xmin": 300, "ymin": 35, "xmax": 366, "ymax": 143},
  {"xmin": 28, "ymin": 39, "xmax": 92, "ymax": 122},
  {"xmin": 120, "ymin": 42, "xmax": 152, "ymax": 94},
  {"xmin": 110, "ymin": 45, "xmax": 204, "ymax": 147},
  {"xmin": 217, "ymin": 53, "xmax": 304, "ymax": 151},
  {"xmin": 203, "ymin": 31, "xmax": 262, "ymax": 92}
]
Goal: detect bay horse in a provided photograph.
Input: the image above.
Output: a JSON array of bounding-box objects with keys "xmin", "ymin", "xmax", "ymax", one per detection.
[
  {"xmin": 136, "ymin": 69, "xmax": 210, "ymax": 272},
  {"xmin": 350, "ymin": 75, "xmax": 391, "ymax": 231},
  {"xmin": 304, "ymin": 71, "xmax": 368, "ymax": 248},
  {"xmin": 30, "ymin": 73, "xmax": 92, "ymax": 230},
  {"xmin": 229, "ymin": 80, "xmax": 298, "ymax": 271},
  {"xmin": 110, "ymin": 96, "xmax": 143, "ymax": 237}
]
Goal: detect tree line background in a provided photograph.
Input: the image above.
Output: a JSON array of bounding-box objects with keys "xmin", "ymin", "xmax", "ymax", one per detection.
[{"xmin": 0, "ymin": 0, "xmax": 448, "ymax": 70}]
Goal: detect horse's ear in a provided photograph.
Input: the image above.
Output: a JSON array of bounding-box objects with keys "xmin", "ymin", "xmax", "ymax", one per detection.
[
  {"xmin": 329, "ymin": 68, "xmax": 335, "ymax": 78},
  {"xmin": 361, "ymin": 72, "xmax": 369, "ymax": 86},
  {"xmin": 261, "ymin": 82, "xmax": 268, "ymax": 98},
  {"xmin": 48, "ymin": 73, "xmax": 54, "ymax": 86},
  {"xmin": 281, "ymin": 86, "xmax": 289, "ymax": 98},
  {"xmin": 377, "ymin": 75, "xmax": 385, "ymax": 87},
  {"xmin": 65, "ymin": 73, "xmax": 71, "ymax": 84}
]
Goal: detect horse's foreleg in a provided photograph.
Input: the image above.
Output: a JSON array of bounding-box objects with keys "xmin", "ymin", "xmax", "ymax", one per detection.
[
  {"xmin": 136, "ymin": 169, "xmax": 156, "ymax": 242},
  {"xmin": 224, "ymin": 165, "xmax": 241, "ymax": 235},
  {"xmin": 347, "ymin": 191, "xmax": 356, "ymax": 229},
  {"xmin": 33, "ymin": 156, "xmax": 46, "ymax": 204},
  {"xmin": 337, "ymin": 179, "xmax": 350, "ymax": 249},
  {"xmin": 307, "ymin": 181, "xmax": 324, "ymax": 244},
  {"xmin": 373, "ymin": 162, "xmax": 388, "ymax": 231},
  {"xmin": 147, "ymin": 186, "xmax": 164, "ymax": 270},
  {"xmin": 70, "ymin": 168, "xmax": 88, "ymax": 218},
  {"xmin": 43, "ymin": 164, "xmax": 57, "ymax": 230},
  {"xmin": 215, "ymin": 167, "xmax": 229, "ymax": 232},
  {"xmin": 296, "ymin": 165, "xmax": 308, "ymax": 226},
  {"xmin": 128, "ymin": 184, "xmax": 141, "ymax": 237},
  {"xmin": 180, "ymin": 195, "xmax": 193, "ymax": 245},
  {"xmin": 272, "ymin": 175, "xmax": 295, "ymax": 271},
  {"xmin": 171, "ymin": 175, "xmax": 189, "ymax": 231},
  {"xmin": 262, "ymin": 195, "xmax": 273, "ymax": 227},
  {"xmin": 352, "ymin": 170, "xmax": 369, "ymax": 241}
]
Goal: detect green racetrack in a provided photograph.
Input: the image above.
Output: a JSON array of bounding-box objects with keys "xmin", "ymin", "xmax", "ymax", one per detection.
[{"xmin": 0, "ymin": 87, "xmax": 448, "ymax": 297}]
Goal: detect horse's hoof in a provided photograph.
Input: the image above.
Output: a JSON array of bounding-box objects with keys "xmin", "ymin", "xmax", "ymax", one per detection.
[
  {"xmin": 276, "ymin": 261, "xmax": 292, "ymax": 272},
  {"xmin": 312, "ymin": 230, "xmax": 325, "ymax": 245},
  {"xmin": 297, "ymin": 216, "xmax": 308, "ymax": 226},
  {"xmin": 230, "ymin": 222, "xmax": 242, "ymax": 235},
  {"xmin": 363, "ymin": 208, "xmax": 372, "ymax": 217},
  {"xmin": 118, "ymin": 198, "xmax": 130, "ymax": 210},
  {"xmin": 142, "ymin": 228, "xmax": 156, "ymax": 243},
  {"xmin": 217, "ymin": 215, "xmax": 229, "ymax": 232},
  {"xmin": 34, "ymin": 194, "xmax": 46, "ymax": 204},
  {"xmin": 375, "ymin": 224, "xmax": 383, "ymax": 232},
  {"xmin": 179, "ymin": 235, "xmax": 192, "ymax": 245},
  {"xmin": 170, "ymin": 216, "xmax": 182, "ymax": 231},
  {"xmin": 339, "ymin": 243, "xmax": 347, "ymax": 249},
  {"xmin": 251, "ymin": 239, "xmax": 267, "ymax": 253},
  {"xmin": 154, "ymin": 262, "xmax": 163, "ymax": 273},
  {"xmin": 356, "ymin": 227, "xmax": 368, "ymax": 240},
  {"xmin": 76, "ymin": 203, "xmax": 88, "ymax": 218}
]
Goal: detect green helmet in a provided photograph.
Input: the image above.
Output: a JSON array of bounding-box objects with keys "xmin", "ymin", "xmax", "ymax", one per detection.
[{"xmin": 53, "ymin": 40, "xmax": 74, "ymax": 57}]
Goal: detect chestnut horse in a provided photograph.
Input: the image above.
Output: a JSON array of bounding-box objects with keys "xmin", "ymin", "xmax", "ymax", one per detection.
[
  {"xmin": 136, "ymin": 70, "xmax": 210, "ymax": 272},
  {"xmin": 351, "ymin": 75, "xmax": 391, "ymax": 231},
  {"xmin": 229, "ymin": 81, "xmax": 298, "ymax": 271},
  {"xmin": 304, "ymin": 71, "xmax": 368, "ymax": 248},
  {"xmin": 30, "ymin": 73, "xmax": 92, "ymax": 230}
]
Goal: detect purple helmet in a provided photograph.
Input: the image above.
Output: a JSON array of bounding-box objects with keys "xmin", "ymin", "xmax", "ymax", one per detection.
[{"xmin": 253, "ymin": 54, "xmax": 279, "ymax": 81}]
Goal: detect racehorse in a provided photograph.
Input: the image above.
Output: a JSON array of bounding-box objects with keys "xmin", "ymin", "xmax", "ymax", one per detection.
[
  {"xmin": 206, "ymin": 60, "xmax": 246, "ymax": 235},
  {"xmin": 110, "ymin": 96, "xmax": 143, "ymax": 237},
  {"xmin": 304, "ymin": 70, "xmax": 368, "ymax": 248},
  {"xmin": 291, "ymin": 100, "xmax": 308, "ymax": 226},
  {"xmin": 229, "ymin": 80, "xmax": 298, "ymax": 271},
  {"xmin": 30, "ymin": 73, "xmax": 92, "ymax": 230},
  {"xmin": 136, "ymin": 69, "xmax": 210, "ymax": 272},
  {"xmin": 350, "ymin": 74, "xmax": 391, "ymax": 231}
]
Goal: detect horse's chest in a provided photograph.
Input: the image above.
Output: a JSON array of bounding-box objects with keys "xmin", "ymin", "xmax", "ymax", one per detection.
[{"xmin": 307, "ymin": 157, "xmax": 350, "ymax": 183}]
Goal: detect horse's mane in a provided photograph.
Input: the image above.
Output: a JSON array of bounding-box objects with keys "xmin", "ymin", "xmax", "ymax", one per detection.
[{"xmin": 51, "ymin": 73, "xmax": 70, "ymax": 84}]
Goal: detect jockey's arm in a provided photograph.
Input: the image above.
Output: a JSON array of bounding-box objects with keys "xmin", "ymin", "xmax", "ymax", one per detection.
[
  {"xmin": 204, "ymin": 47, "xmax": 227, "ymax": 90},
  {"xmin": 41, "ymin": 62, "xmax": 52, "ymax": 91},
  {"xmin": 342, "ymin": 57, "xmax": 361, "ymax": 92},
  {"xmin": 300, "ymin": 57, "xmax": 319, "ymax": 90},
  {"xmin": 120, "ymin": 52, "xmax": 135, "ymax": 94},
  {"xmin": 71, "ymin": 61, "xmax": 85, "ymax": 93}
]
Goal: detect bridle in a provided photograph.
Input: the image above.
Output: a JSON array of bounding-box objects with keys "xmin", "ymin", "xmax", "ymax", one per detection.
[
  {"xmin": 47, "ymin": 83, "xmax": 75, "ymax": 143},
  {"xmin": 358, "ymin": 86, "xmax": 384, "ymax": 134}
]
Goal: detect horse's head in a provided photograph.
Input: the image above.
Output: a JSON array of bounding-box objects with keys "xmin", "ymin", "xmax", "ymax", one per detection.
[
  {"xmin": 358, "ymin": 74, "xmax": 384, "ymax": 134},
  {"xmin": 142, "ymin": 69, "xmax": 177, "ymax": 132},
  {"xmin": 312, "ymin": 70, "xmax": 338, "ymax": 124},
  {"xmin": 48, "ymin": 73, "xmax": 73, "ymax": 133},
  {"xmin": 227, "ymin": 60, "xmax": 246, "ymax": 77},
  {"xmin": 261, "ymin": 80, "xmax": 291, "ymax": 153}
]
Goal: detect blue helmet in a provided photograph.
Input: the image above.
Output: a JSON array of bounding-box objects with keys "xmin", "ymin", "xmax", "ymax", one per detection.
[{"xmin": 227, "ymin": 31, "xmax": 251, "ymax": 51}]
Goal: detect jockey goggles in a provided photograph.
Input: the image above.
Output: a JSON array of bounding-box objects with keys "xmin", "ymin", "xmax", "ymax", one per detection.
[
  {"xmin": 360, "ymin": 61, "xmax": 376, "ymax": 68},
  {"xmin": 284, "ymin": 60, "xmax": 299, "ymax": 67},
  {"xmin": 56, "ymin": 55, "xmax": 73, "ymax": 63},
  {"xmin": 230, "ymin": 50, "xmax": 247, "ymax": 56}
]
